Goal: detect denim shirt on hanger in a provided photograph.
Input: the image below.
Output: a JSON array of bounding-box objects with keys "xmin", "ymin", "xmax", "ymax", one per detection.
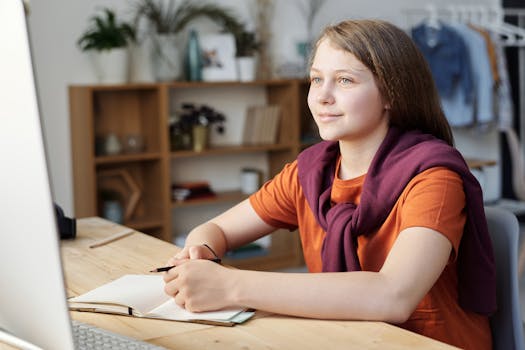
[
  {"xmin": 411, "ymin": 22, "xmax": 473, "ymax": 102},
  {"xmin": 449, "ymin": 23, "xmax": 494, "ymax": 127}
]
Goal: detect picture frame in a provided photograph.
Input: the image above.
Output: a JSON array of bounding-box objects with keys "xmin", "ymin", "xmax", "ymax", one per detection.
[{"xmin": 200, "ymin": 33, "xmax": 238, "ymax": 81}]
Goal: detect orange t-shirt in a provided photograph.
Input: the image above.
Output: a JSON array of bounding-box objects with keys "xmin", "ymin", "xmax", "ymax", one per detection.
[{"xmin": 250, "ymin": 159, "xmax": 491, "ymax": 350}]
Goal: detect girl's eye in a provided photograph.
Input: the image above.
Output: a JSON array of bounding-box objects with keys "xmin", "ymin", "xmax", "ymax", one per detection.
[
  {"xmin": 310, "ymin": 77, "xmax": 322, "ymax": 84},
  {"xmin": 338, "ymin": 77, "xmax": 353, "ymax": 85}
]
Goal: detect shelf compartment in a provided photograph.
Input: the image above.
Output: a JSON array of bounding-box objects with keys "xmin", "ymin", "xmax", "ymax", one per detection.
[
  {"xmin": 172, "ymin": 190, "xmax": 248, "ymax": 208},
  {"xmin": 96, "ymin": 161, "xmax": 166, "ymax": 237},
  {"xmin": 93, "ymin": 88, "xmax": 162, "ymax": 155}
]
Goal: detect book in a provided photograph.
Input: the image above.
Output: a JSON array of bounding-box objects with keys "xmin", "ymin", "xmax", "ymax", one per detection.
[
  {"xmin": 243, "ymin": 105, "xmax": 281, "ymax": 145},
  {"xmin": 68, "ymin": 274, "xmax": 254, "ymax": 326},
  {"xmin": 242, "ymin": 106, "xmax": 257, "ymax": 144},
  {"xmin": 263, "ymin": 105, "xmax": 281, "ymax": 144},
  {"xmin": 171, "ymin": 181, "xmax": 216, "ymax": 202}
]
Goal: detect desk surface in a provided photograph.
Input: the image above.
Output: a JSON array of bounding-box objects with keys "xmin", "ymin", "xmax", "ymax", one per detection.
[{"xmin": 57, "ymin": 217, "xmax": 457, "ymax": 350}]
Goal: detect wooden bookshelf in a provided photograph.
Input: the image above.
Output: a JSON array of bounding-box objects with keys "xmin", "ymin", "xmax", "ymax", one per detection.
[{"xmin": 69, "ymin": 79, "xmax": 309, "ymax": 270}]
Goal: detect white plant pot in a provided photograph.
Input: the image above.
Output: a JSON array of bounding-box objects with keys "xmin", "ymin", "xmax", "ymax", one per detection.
[
  {"xmin": 151, "ymin": 33, "xmax": 181, "ymax": 81},
  {"xmin": 129, "ymin": 40, "xmax": 154, "ymax": 83},
  {"xmin": 237, "ymin": 56, "xmax": 257, "ymax": 82},
  {"xmin": 91, "ymin": 48, "xmax": 129, "ymax": 84}
]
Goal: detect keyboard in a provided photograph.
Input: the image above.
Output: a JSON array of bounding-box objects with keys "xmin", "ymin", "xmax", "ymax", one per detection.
[{"xmin": 72, "ymin": 320, "xmax": 167, "ymax": 350}]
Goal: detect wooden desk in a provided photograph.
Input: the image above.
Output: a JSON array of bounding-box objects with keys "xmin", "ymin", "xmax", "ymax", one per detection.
[{"xmin": 58, "ymin": 218, "xmax": 457, "ymax": 350}]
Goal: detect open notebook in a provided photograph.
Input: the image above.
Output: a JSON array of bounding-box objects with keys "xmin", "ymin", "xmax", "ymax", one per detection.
[{"xmin": 69, "ymin": 274, "xmax": 253, "ymax": 326}]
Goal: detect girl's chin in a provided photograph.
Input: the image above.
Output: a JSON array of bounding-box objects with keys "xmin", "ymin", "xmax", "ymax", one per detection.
[
  {"xmin": 317, "ymin": 132, "xmax": 341, "ymax": 142},
  {"xmin": 317, "ymin": 126, "xmax": 348, "ymax": 141}
]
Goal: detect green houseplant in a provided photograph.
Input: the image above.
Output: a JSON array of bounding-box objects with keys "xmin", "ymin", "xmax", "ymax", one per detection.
[
  {"xmin": 235, "ymin": 30, "xmax": 260, "ymax": 58},
  {"xmin": 218, "ymin": 13, "xmax": 260, "ymax": 81},
  {"xmin": 232, "ymin": 29, "xmax": 260, "ymax": 81},
  {"xmin": 78, "ymin": 8, "xmax": 135, "ymax": 83},
  {"xmin": 78, "ymin": 8, "xmax": 135, "ymax": 51},
  {"xmin": 133, "ymin": 0, "xmax": 243, "ymax": 35},
  {"xmin": 170, "ymin": 103, "xmax": 226, "ymax": 151}
]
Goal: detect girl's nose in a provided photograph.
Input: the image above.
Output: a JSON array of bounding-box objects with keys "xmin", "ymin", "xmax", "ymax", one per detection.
[{"xmin": 316, "ymin": 84, "xmax": 335, "ymax": 104}]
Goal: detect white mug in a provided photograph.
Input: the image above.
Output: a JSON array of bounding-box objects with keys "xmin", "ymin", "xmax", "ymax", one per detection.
[{"xmin": 240, "ymin": 168, "xmax": 261, "ymax": 194}]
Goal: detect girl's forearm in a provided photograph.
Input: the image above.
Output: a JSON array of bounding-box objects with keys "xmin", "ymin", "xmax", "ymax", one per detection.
[{"xmin": 229, "ymin": 269, "xmax": 410, "ymax": 323}]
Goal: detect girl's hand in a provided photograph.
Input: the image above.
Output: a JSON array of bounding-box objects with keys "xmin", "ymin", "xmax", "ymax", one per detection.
[
  {"xmin": 166, "ymin": 244, "xmax": 219, "ymax": 266},
  {"xmin": 163, "ymin": 259, "xmax": 237, "ymax": 312}
]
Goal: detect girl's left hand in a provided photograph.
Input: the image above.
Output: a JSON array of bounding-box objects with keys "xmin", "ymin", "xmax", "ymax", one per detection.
[{"xmin": 162, "ymin": 259, "xmax": 237, "ymax": 312}]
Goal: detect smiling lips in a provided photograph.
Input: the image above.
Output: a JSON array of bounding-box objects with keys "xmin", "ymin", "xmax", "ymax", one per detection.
[{"xmin": 317, "ymin": 113, "xmax": 342, "ymax": 122}]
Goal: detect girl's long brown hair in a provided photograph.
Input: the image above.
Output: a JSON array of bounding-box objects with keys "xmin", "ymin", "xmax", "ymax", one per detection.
[{"xmin": 311, "ymin": 19, "xmax": 453, "ymax": 145}]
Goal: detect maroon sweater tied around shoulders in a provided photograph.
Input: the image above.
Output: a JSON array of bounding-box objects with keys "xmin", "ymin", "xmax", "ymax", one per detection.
[{"xmin": 297, "ymin": 127, "xmax": 496, "ymax": 315}]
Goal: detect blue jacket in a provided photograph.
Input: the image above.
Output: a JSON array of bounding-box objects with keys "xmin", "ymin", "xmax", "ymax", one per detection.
[
  {"xmin": 412, "ymin": 22, "xmax": 473, "ymax": 101},
  {"xmin": 451, "ymin": 23, "xmax": 494, "ymax": 125}
]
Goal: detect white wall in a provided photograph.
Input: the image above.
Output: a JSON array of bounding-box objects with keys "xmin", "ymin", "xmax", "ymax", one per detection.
[{"xmin": 27, "ymin": 0, "xmax": 501, "ymax": 215}]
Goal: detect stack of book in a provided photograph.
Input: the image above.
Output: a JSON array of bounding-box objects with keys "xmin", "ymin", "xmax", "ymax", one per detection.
[
  {"xmin": 172, "ymin": 181, "xmax": 215, "ymax": 202},
  {"xmin": 242, "ymin": 105, "xmax": 281, "ymax": 145}
]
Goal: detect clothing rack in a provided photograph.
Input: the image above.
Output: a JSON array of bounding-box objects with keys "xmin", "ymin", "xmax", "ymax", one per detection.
[
  {"xmin": 402, "ymin": 5, "xmax": 525, "ymax": 204},
  {"xmin": 403, "ymin": 5, "xmax": 525, "ymax": 156}
]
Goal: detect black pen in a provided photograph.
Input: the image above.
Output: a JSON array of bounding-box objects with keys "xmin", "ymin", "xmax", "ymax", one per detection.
[{"xmin": 149, "ymin": 258, "xmax": 222, "ymax": 273}]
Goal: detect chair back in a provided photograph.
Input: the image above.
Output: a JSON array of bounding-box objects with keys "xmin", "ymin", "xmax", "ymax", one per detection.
[{"xmin": 485, "ymin": 206, "xmax": 525, "ymax": 350}]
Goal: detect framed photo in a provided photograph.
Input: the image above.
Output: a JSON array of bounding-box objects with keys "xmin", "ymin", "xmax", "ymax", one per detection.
[{"xmin": 200, "ymin": 33, "xmax": 238, "ymax": 81}]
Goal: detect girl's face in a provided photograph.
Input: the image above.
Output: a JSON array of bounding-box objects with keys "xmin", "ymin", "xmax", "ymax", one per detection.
[{"xmin": 308, "ymin": 38, "xmax": 390, "ymax": 143}]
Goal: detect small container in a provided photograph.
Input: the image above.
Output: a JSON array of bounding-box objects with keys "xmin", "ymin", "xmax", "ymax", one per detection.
[
  {"xmin": 240, "ymin": 168, "xmax": 261, "ymax": 194},
  {"xmin": 104, "ymin": 133, "xmax": 122, "ymax": 155},
  {"xmin": 102, "ymin": 200, "xmax": 123, "ymax": 224},
  {"xmin": 192, "ymin": 125, "xmax": 208, "ymax": 152},
  {"xmin": 123, "ymin": 134, "xmax": 144, "ymax": 153}
]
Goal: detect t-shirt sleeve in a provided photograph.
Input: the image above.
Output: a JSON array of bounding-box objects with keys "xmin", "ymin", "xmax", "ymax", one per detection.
[
  {"xmin": 399, "ymin": 167, "xmax": 466, "ymax": 257},
  {"xmin": 249, "ymin": 160, "xmax": 300, "ymax": 230}
]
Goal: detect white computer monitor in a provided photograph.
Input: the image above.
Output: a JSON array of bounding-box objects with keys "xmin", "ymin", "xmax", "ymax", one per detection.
[{"xmin": 0, "ymin": 1, "xmax": 75, "ymax": 349}]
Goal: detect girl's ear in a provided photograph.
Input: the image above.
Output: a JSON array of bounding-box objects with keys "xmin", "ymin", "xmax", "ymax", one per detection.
[{"xmin": 384, "ymin": 104, "xmax": 391, "ymax": 110}]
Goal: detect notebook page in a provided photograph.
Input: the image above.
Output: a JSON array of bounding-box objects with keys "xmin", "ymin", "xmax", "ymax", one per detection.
[
  {"xmin": 147, "ymin": 298, "xmax": 244, "ymax": 321},
  {"xmin": 69, "ymin": 275, "xmax": 169, "ymax": 315}
]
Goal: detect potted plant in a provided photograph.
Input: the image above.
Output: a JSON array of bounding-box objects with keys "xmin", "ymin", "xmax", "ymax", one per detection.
[
  {"xmin": 235, "ymin": 30, "xmax": 260, "ymax": 57},
  {"xmin": 77, "ymin": 8, "xmax": 135, "ymax": 84},
  {"xmin": 219, "ymin": 12, "xmax": 261, "ymax": 81},
  {"xmin": 233, "ymin": 29, "xmax": 260, "ymax": 81},
  {"xmin": 171, "ymin": 103, "xmax": 226, "ymax": 152},
  {"xmin": 133, "ymin": 0, "xmax": 244, "ymax": 81}
]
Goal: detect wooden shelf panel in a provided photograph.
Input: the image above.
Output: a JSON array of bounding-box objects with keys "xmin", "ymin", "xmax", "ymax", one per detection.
[
  {"xmin": 70, "ymin": 83, "xmax": 159, "ymax": 91},
  {"xmin": 172, "ymin": 190, "xmax": 248, "ymax": 208},
  {"xmin": 95, "ymin": 152, "xmax": 163, "ymax": 164},
  {"xmin": 171, "ymin": 144, "xmax": 292, "ymax": 158}
]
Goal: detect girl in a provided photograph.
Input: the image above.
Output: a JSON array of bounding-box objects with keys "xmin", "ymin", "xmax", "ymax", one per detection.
[{"xmin": 163, "ymin": 19, "xmax": 496, "ymax": 349}]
